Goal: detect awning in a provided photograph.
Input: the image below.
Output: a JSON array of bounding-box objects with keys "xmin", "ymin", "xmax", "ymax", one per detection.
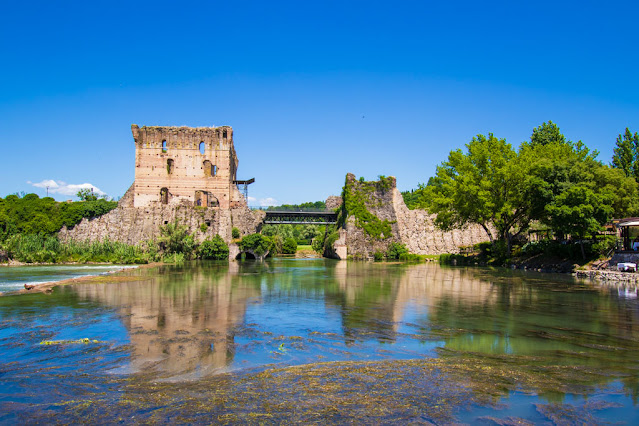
[{"xmin": 618, "ymin": 221, "xmax": 639, "ymax": 227}]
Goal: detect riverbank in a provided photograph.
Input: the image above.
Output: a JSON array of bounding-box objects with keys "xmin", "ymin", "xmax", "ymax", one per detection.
[{"xmin": 0, "ymin": 263, "xmax": 161, "ymax": 296}]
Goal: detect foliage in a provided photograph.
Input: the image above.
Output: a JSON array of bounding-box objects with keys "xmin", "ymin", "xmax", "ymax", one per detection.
[
  {"xmin": 157, "ymin": 220, "xmax": 196, "ymax": 258},
  {"xmin": 239, "ymin": 233, "xmax": 272, "ymax": 256},
  {"xmin": 261, "ymin": 224, "xmax": 323, "ymax": 245},
  {"xmin": 386, "ymin": 242, "xmax": 409, "ymax": 260},
  {"xmin": 232, "ymin": 227, "xmax": 241, "ymax": 239},
  {"xmin": 265, "ymin": 201, "xmax": 327, "ymax": 212},
  {"xmin": 373, "ymin": 251, "xmax": 384, "ymax": 261},
  {"xmin": 342, "ymin": 176, "xmax": 393, "ymax": 240},
  {"xmin": 419, "ymin": 133, "xmax": 530, "ymax": 248},
  {"xmin": 401, "ymin": 190, "xmax": 421, "ymax": 210},
  {"xmin": 163, "ymin": 252, "xmax": 185, "ymax": 265},
  {"xmin": 198, "ymin": 235, "xmax": 229, "ymax": 260},
  {"xmin": 311, "ymin": 231, "xmax": 326, "ymax": 253},
  {"xmin": 611, "ymin": 128, "xmax": 639, "ymax": 182},
  {"xmin": 2, "ymin": 234, "xmax": 156, "ymax": 264},
  {"xmin": 76, "ymin": 188, "xmax": 99, "ymax": 201},
  {"xmin": 529, "ymin": 120, "xmax": 566, "ymax": 147},
  {"xmin": 0, "ymin": 194, "xmax": 117, "ymax": 241},
  {"xmin": 282, "ymin": 237, "xmax": 297, "ymax": 254},
  {"xmin": 421, "ymin": 122, "xmax": 639, "ymax": 255},
  {"xmin": 199, "ymin": 223, "xmax": 208, "ymax": 233}
]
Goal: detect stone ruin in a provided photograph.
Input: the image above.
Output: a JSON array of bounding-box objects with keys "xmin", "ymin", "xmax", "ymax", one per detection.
[{"xmin": 59, "ymin": 125, "xmax": 264, "ymax": 245}]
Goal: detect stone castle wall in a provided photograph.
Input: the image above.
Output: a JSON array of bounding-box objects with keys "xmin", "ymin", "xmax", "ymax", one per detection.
[
  {"xmin": 58, "ymin": 204, "xmax": 265, "ymax": 245},
  {"xmin": 338, "ymin": 174, "xmax": 490, "ymax": 258},
  {"xmin": 131, "ymin": 125, "xmax": 245, "ymax": 209}
]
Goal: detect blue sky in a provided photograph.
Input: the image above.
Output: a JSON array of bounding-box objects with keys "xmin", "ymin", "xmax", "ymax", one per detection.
[{"xmin": 1, "ymin": 0, "xmax": 638, "ymax": 205}]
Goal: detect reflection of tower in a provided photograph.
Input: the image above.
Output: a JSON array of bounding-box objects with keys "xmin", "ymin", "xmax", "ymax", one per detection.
[{"xmin": 72, "ymin": 265, "xmax": 259, "ymax": 379}]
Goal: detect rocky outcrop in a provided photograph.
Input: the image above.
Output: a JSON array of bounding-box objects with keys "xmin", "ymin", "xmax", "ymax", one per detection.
[{"xmin": 335, "ymin": 174, "xmax": 490, "ymax": 259}]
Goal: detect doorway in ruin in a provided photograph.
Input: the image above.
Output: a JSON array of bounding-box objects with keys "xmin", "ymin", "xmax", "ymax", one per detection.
[
  {"xmin": 167, "ymin": 159, "xmax": 174, "ymax": 175},
  {"xmin": 160, "ymin": 187, "xmax": 169, "ymax": 204}
]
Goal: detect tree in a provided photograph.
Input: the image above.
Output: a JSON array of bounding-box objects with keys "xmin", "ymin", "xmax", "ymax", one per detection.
[
  {"xmin": 611, "ymin": 128, "xmax": 639, "ymax": 181},
  {"xmin": 282, "ymin": 237, "xmax": 297, "ymax": 254},
  {"xmin": 77, "ymin": 188, "xmax": 98, "ymax": 201},
  {"xmin": 198, "ymin": 235, "xmax": 229, "ymax": 260},
  {"xmin": 157, "ymin": 220, "xmax": 195, "ymax": 257},
  {"xmin": 420, "ymin": 133, "xmax": 532, "ymax": 250},
  {"xmin": 529, "ymin": 120, "xmax": 566, "ymax": 147}
]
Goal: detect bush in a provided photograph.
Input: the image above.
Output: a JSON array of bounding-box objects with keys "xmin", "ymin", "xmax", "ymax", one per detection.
[
  {"xmin": 198, "ymin": 235, "xmax": 229, "ymax": 260},
  {"xmin": 232, "ymin": 227, "xmax": 241, "ymax": 239},
  {"xmin": 282, "ymin": 237, "xmax": 297, "ymax": 254},
  {"xmin": 386, "ymin": 242, "xmax": 409, "ymax": 260},
  {"xmin": 239, "ymin": 234, "xmax": 272, "ymax": 256},
  {"xmin": 373, "ymin": 251, "xmax": 384, "ymax": 261},
  {"xmin": 158, "ymin": 220, "xmax": 196, "ymax": 258}
]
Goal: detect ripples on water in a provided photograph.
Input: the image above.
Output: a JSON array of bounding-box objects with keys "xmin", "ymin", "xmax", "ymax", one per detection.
[{"xmin": 0, "ymin": 260, "xmax": 638, "ymax": 423}]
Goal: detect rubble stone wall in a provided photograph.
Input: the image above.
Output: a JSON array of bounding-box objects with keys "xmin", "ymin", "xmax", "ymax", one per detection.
[
  {"xmin": 58, "ymin": 204, "xmax": 264, "ymax": 245},
  {"xmin": 336, "ymin": 174, "xmax": 490, "ymax": 258}
]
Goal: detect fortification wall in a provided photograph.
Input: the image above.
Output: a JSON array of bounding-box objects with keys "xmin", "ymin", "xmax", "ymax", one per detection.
[
  {"xmin": 58, "ymin": 203, "xmax": 264, "ymax": 245},
  {"xmin": 337, "ymin": 174, "xmax": 490, "ymax": 258}
]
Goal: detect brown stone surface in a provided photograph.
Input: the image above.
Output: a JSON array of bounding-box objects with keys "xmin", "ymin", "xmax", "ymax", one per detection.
[
  {"xmin": 338, "ymin": 173, "xmax": 490, "ymax": 258},
  {"xmin": 59, "ymin": 124, "xmax": 263, "ymax": 245},
  {"xmin": 325, "ymin": 195, "xmax": 342, "ymax": 210},
  {"xmin": 131, "ymin": 125, "xmax": 245, "ymax": 209}
]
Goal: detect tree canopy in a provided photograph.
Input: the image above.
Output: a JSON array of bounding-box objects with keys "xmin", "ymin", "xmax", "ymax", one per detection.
[{"xmin": 417, "ymin": 122, "xmax": 639, "ymax": 255}]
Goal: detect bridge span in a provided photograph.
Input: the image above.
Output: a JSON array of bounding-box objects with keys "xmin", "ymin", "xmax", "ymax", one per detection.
[{"xmin": 263, "ymin": 210, "xmax": 338, "ymax": 225}]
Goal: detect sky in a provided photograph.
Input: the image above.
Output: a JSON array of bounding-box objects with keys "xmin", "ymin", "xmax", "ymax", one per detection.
[{"xmin": 1, "ymin": 0, "xmax": 638, "ymax": 206}]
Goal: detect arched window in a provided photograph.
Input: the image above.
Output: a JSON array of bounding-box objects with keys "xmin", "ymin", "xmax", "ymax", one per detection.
[
  {"xmin": 160, "ymin": 187, "xmax": 169, "ymax": 204},
  {"xmin": 199, "ymin": 142, "xmax": 205, "ymax": 155},
  {"xmin": 167, "ymin": 159, "xmax": 174, "ymax": 175},
  {"xmin": 223, "ymin": 130, "xmax": 227, "ymax": 140},
  {"xmin": 203, "ymin": 160, "xmax": 213, "ymax": 177},
  {"xmin": 162, "ymin": 140, "xmax": 167, "ymax": 153},
  {"xmin": 213, "ymin": 165, "xmax": 217, "ymax": 176}
]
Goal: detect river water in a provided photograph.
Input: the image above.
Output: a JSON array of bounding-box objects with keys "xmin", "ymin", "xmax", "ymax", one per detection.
[{"xmin": 0, "ymin": 259, "xmax": 638, "ymax": 423}]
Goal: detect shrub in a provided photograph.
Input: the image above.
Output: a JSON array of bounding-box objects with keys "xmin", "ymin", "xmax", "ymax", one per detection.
[
  {"xmin": 198, "ymin": 235, "xmax": 229, "ymax": 260},
  {"xmin": 282, "ymin": 238, "xmax": 297, "ymax": 254},
  {"xmin": 232, "ymin": 227, "xmax": 241, "ymax": 239},
  {"xmin": 158, "ymin": 220, "xmax": 196, "ymax": 258},
  {"xmin": 386, "ymin": 242, "xmax": 409, "ymax": 260},
  {"xmin": 373, "ymin": 251, "xmax": 384, "ymax": 261},
  {"xmin": 199, "ymin": 223, "xmax": 208, "ymax": 233},
  {"xmin": 239, "ymin": 234, "xmax": 272, "ymax": 256}
]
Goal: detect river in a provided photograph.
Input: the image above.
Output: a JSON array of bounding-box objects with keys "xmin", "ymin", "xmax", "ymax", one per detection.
[{"xmin": 0, "ymin": 259, "xmax": 638, "ymax": 423}]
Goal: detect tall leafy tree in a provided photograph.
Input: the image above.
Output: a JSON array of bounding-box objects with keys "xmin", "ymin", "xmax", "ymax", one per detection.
[
  {"xmin": 529, "ymin": 120, "xmax": 566, "ymax": 147},
  {"xmin": 419, "ymin": 133, "xmax": 532, "ymax": 249},
  {"xmin": 611, "ymin": 128, "xmax": 639, "ymax": 181}
]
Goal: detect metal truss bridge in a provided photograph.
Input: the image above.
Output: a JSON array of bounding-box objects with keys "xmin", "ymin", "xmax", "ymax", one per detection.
[{"xmin": 263, "ymin": 210, "xmax": 338, "ymax": 225}]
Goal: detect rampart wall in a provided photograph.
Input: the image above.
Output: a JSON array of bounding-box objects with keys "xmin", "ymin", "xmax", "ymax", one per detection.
[{"xmin": 335, "ymin": 174, "xmax": 490, "ymax": 258}]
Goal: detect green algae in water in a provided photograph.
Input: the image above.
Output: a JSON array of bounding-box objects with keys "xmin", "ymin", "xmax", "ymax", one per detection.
[{"xmin": 2, "ymin": 261, "xmax": 639, "ymax": 423}]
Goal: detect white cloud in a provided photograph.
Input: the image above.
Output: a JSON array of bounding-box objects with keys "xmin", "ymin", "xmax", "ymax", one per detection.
[
  {"xmin": 27, "ymin": 180, "xmax": 107, "ymax": 198},
  {"xmin": 247, "ymin": 196, "xmax": 257, "ymax": 204},
  {"xmin": 259, "ymin": 197, "xmax": 278, "ymax": 207}
]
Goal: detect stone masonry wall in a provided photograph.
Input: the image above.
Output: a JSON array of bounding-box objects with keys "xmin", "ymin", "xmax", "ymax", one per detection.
[
  {"xmin": 338, "ymin": 174, "xmax": 490, "ymax": 258},
  {"xmin": 59, "ymin": 203, "xmax": 264, "ymax": 245}
]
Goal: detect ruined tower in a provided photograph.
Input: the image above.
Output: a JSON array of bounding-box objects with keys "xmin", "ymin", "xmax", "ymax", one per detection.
[{"xmin": 131, "ymin": 124, "xmax": 246, "ymax": 209}]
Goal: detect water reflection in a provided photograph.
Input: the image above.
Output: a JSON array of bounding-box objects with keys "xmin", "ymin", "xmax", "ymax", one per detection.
[
  {"xmin": 73, "ymin": 262, "xmax": 260, "ymax": 379},
  {"xmin": 4, "ymin": 260, "xmax": 639, "ymax": 422}
]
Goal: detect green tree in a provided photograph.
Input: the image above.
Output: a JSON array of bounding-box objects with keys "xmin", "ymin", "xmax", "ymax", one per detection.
[
  {"xmin": 421, "ymin": 133, "xmax": 532, "ymax": 250},
  {"xmin": 231, "ymin": 227, "xmax": 241, "ymax": 239},
  {"xmin": 198, "ymin": 235, "xmax": 229, "ymax": 260},
  {"xmin": 282, "ymin": 237, "xmax": 297, "ymax": 254},
  {"xmin": 239, "ymin": 233, "xmax": 272, "ymax": 256},
  {"xmin": 611, "ymin": 128, "xmax": 639, "ymax": 181},
  {"xmin": 529, "ymin": 120, "xmax": 566, "ymax": 147},
  {"xmin": 77, "ymin": 188, "xmax": 98, "ymax": 201},
  {"xmin": 157, "ymin": 220, "xmax": 196, "ymax": 257}
]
